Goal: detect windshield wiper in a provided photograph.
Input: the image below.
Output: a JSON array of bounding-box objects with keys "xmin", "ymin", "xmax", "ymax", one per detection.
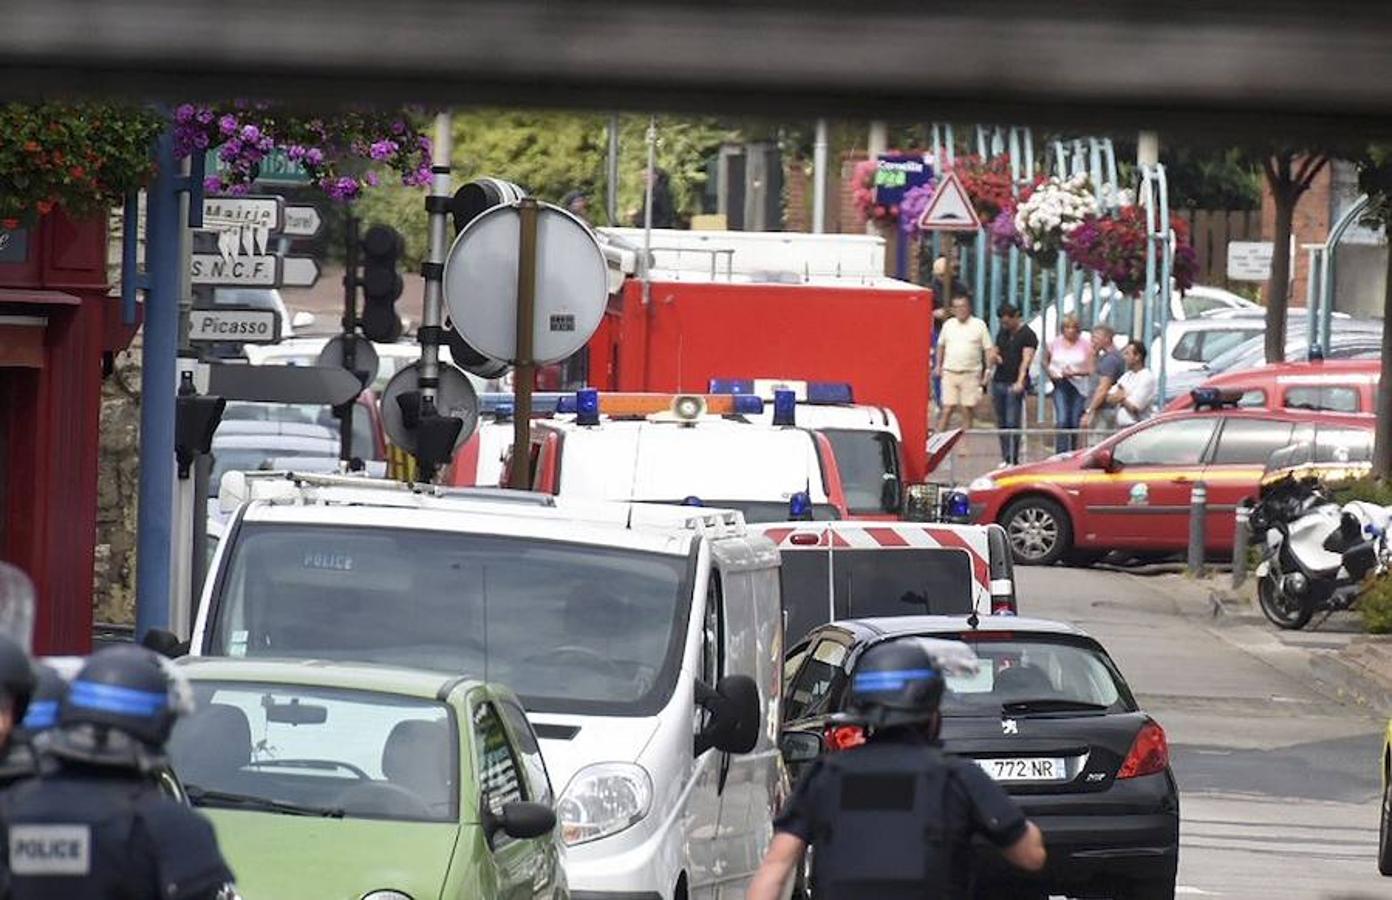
[
  {"xmin": 1001, "ymin": 699, "xmax": 1109, "ymax": 714},
  {"xmin": 185, "ymin": 784, "xmax": 345, "ymax": 818}
]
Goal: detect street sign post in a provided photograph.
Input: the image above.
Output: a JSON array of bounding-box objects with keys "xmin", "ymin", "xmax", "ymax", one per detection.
[
  {"xmin": 187, "ymin": 307, "xmax": 281, "ymax": 344},
  {"xmin": 281, "ymin": 256, "xmax": 321, "ymax": 287},
  {"xmin": 207, "ymin": 363, "xmax": 362, "ymax": 406},
  {"xmin": 190, "ymin": 253, "xmax": 278, "ymax": 287},
  {"xmin": 915, "ymin": 172, "xmax": 983, "ymax": 305},
  {"xmin": 202, "ymin": 195, "xmax": 283, "ymax": 231},
  {"xmin": 1227, "ymin": 241, "xmax": 1274, "ymax": 282},
  {"xmin": 283, "ymin": 205, "xmax": 324, "ymax": 238}
]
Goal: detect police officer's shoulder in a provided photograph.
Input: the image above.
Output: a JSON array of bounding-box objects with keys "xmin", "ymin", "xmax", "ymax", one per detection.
[{"xmin": 135, "ymin": 794, "xmax": 236, "ymax": 900}]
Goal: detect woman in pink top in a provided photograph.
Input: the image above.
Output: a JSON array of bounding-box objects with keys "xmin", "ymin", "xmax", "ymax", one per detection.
[{"xmin": 1045, "ymin": 315, "xmax": 1093, "ymax": 452}]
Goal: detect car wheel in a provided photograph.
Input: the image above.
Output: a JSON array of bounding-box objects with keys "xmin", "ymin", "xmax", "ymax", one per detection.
[
  {"xmin": 1379, "ymin": 770, "xmax": 1392, "ymax": 876},
  {"xmin": 1001, "ymin": 497, "xmax": 1072, "ymax": 566}
]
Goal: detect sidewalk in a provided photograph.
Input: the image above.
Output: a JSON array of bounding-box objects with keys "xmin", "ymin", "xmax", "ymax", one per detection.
[{"xmin": 1164, "ymin": 569, "xmax": 1392, "ymax": 717}]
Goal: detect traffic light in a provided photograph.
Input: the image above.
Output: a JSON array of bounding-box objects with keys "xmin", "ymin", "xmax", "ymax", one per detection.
[{"xmin": 359, "ymin": 224, "xmax": 404, "ymax": 343}]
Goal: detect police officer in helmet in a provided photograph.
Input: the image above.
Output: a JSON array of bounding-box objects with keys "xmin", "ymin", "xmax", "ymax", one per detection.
[
  {"xmin": 0, "ymin": 637, "xmax": 36, "ymax": 788},
  {"xmin": 0, "ymin": 644, "xmax": 237, "ymax": 899},
  {"xmin": 0, "ymin": 662, "xmax": 70, "ymax": 788},
  {"xmin": 747, "ymin": 638, "xmax": 1047, "ymax": 900}
]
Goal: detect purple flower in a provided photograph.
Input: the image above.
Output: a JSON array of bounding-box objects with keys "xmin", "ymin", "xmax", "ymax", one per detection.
[
  {"xmin": 196, "ymin": 107, "xmax": 214, "ymax": 125},
  {"xmin": 391, "ymin": 120, "xmax": 406, "ymax": 135},
  {"xmin": 897, "ymin": 181, "xmax": 937, "ymax": 235},
  {"xmin": 305, "ymin": 148, "xmax": 324, "ymax": 166},
  {"xmin": 218, "ymin": 115, "xmax": 238, "ymax": 137},
  {"xmin": 286, "ymin": 145, "xmax": 305, "ymax": 161},
  {"xmin": 364, "ymin": 171, "xmax": 380, "ymax": 187},
  {"xmin": 240, "ymin": 124, "xmax": 261, "ymax": 144},
  {"xmin": 203, "ymin": 176, "xmax": 223, "ymax": 194},
  {"xmin": 227, "ymin": 182, "xmax": 251, "ymax": 197},
  {"xmin": 219, "ymin": 141, "xmax": 242, "ymax": 162},
  {"xmin": 174, "ymin": 104, "xmax": 196, "ymax": 124},
  {"xmin": 369, "ymin": 139, "xmax": 398, "ymax": 161},
  {"xmin": 989, "ymin": 209, "xmax": 1020, "ymax": 254}
]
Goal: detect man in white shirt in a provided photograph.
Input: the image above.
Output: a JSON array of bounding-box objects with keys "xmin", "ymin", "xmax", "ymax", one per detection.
[
  {"xmin": 933, "ymin": 291, "xmax": 993, "ymax": 430},
  {"xmin": 1110, "ymin": 340, "xmax": 1157, "ymax": 427}
]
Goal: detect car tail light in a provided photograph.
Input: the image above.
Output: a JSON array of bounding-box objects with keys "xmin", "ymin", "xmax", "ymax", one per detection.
[
  {"xmin": 1117, "ymin": 720, "xmax": 1169, "ymax": 779},
  {"xmin": 824, "ymin": 724, "xmax": 866, "ymax": 752}
]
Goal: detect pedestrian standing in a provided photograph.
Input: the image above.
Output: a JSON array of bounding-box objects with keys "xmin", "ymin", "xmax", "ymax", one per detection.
[
  {"xmin": 928, "ymin": 257, "xmax": 969, "ymax": 410},
  {"xmin": 933, "ymin": 290, "xmax": 993, "ymax": 432},
  {"xmin": 1045, "ymin": 315, "xmax": 1092, "ymax": 452},
  {"xmin": 989, "ymin": 304, "xmax": 1038, "ymax": 465},
  {"xmin": 1081, "ymin": 324, "xmax": 1124, "ymax": 433},
  {"xmin": 745, "ymin": 638, "xmax": 1046, "ymax": 900},
  {"xmin": 1109, "ymin": 340, "xmax": 1158, "ymax": 428},
  {"xmin": 0, "ymin": 645, "xmax": 237, "ymax": 899}
]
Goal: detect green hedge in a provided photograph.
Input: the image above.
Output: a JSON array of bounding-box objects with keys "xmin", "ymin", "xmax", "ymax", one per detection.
[{"xmin": 1329, "ymin": 475, "xmax": 1392, "ymax": 506}]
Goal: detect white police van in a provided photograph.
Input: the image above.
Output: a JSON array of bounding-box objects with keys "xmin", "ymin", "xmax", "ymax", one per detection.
[{"xmin": 190, "ymin": 472, "xmax": 786, "ymax": 900}]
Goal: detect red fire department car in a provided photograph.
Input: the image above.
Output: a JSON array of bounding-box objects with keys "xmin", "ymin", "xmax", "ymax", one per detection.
[
  {"xmin": 1164, "ymin": 359, "xmax": 1379, "ymax": 415},
  {"xmin": 965, "ymin": 394, "xmax": 1374, "ymax": 565}
]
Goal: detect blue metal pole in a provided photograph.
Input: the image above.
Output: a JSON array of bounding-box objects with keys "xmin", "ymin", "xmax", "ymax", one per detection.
[
  {"xmin": 1022, "ymin": 128, "xmax": 1035, "ymax": 319},
  {"xmin": 1156, "ymin": 164, "xmax": 1172, "ymax": 408},
  {"xmin": 135, "ymin": 126, "xmax": 180, "ymax": 640},
  {"xmin": 1305, "ymin": 247, "xmax": 1321, "ymax": 348},
  {"xmin": 1321, "ymin": 194, "xmax": 1370, "ymax": 351}
]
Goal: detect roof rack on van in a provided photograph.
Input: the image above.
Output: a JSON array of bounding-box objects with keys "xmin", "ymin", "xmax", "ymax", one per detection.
[{"xmin": 217, "ymin": 470, "xmax": 556, "ymax": 514}]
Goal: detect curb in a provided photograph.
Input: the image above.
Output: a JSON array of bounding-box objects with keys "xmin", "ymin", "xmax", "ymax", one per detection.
[{"xmin": 1307, "ymin": 650, "xmax": 1392, "ymax": 715}]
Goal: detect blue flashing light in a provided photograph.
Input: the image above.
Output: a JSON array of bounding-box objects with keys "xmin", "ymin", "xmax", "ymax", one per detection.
[
  {"xmin": 772, "ymin": 389, "xmax": 797, "ymax": 427},
  {"xmin": 681, "ymin": 496, "xmax": 705, "ymax": 507},
  {"xmin": 575, "ymin": 389, "xmax": 600, "ymax": 426},
  {"xmin": 946, "ymin": 490, "xmax": 971, "ymax": 519},
  {"xmin": 806, "ymin": 382, "xmax": 854, "ymax": 404},
  {"xmin": 709, "ymin": 378, "xmax": 756, "ymax": 395},
  {"xmin": 479, "ymin": 393, "xmax": 560, "ymax": 417},
  {"xmin": 789, "ymin": 490, "xmax": 813, "ymax": 520},
  {"xmin": 732, "ymin": 395, "xmax": 765, "ymax": 415},
  {"xmin": 556, "ymin": 395, "xmax": 578, "ymax": 414}
]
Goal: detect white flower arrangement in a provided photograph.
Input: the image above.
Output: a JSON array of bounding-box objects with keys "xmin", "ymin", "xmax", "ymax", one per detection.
[{"xmin": 1013, "ymin": 174, "xmax": 1099, "ymax": 260}]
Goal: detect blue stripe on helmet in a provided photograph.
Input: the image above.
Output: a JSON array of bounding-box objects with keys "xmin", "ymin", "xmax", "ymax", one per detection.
[
  {"xmin": 67, "ymin": 681, "xmax": 167, "ymax": 719},
  {"xmin": 853, "ymin": 667, "xmax": 939, "ymax": 692},
  {"xmin": 21, "ymin": 700, "xmax": 58, "ymax": 730}
]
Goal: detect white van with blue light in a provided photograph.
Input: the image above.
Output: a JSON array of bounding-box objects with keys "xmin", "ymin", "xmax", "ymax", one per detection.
[{"xmin": 188, "ymin": 472, "xmax": 787, "ymax": 900}]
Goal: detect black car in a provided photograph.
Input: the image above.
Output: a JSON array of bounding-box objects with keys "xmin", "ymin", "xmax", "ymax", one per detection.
[{"xmin": 781, "ymin": 615, "xmax": 1179, "ymax": 900}]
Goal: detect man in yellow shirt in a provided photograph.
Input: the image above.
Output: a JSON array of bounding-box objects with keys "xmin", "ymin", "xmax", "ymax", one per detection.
[{"xmin": 933, "ymin": 291, "xmax": 992, "ymax": 430}]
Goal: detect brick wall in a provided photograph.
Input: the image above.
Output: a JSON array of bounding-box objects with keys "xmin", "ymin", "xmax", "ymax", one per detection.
[
  {"xmin": 785, "ymin": 158, "xmax": 811, "ymax": 233},
  {"xmin": 1260, "ymin": 158, "xmax": 1333, "ymax": 304}
]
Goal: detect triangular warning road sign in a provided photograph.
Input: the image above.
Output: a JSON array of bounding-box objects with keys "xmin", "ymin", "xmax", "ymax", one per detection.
[{"xmin": 917, "ymin": 172, "xmax": 982, "ymax": 232}]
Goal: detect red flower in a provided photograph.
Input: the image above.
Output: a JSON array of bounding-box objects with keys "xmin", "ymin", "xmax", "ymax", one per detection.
[
  {"xmin": 23, "ymin": 141, "xmax": 40, "ymax": 153},
  {"xmin": 35, "ymin": 200, "xmax": 54, "ymax": 215},
  {"xmin": 69, "ymin": 166, "xmax": 86, "ymax": 179},
  {"xmin": 1, "ymin": 219, "xmax": 19, "ymax": 230}
]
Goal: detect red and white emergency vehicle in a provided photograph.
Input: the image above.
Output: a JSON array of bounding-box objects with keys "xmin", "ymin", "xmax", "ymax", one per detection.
[
  {"xmin": 585, "ymin": 229, "xmax": 938, "ymax": 482},
  {"xmin": 749, "ymin": 519, "xmax": 1017, "ymax": 645},
  {"xmin": 491, "ymin": 390, "xmax": 852, "ymax": 521}
]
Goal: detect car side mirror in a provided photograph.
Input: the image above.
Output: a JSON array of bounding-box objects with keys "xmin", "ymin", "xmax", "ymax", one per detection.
[
  {"xmin": 1088, "ymin": 447, "xmax": 1117, "ymax": 472},
  {"xmin": 694, "ymin": 675, "xmax": 761, "ymax": 756},
  {"xmin": 779, "ymin": 731, "xmax": 825, "ymax": 764},
  {"xmin": 880, "ymin": 473, "xmax": 902, "ymax": 513},
  {"xmin": 484, "ymin": 800, "xmax": 556, "ymax": 844},
  {"xmin": 140, "ymin": 628, "xmax": 188, "ymax": 659}
]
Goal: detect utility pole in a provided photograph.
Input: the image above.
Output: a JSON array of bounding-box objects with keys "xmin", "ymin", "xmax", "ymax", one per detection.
[
  {"xmin": 607, "ymin": 115, "xmax": 620, "ymax": 226},
  {"xmin": 813, "ymin": 119, "xmax": 829, "ymax": 234}
]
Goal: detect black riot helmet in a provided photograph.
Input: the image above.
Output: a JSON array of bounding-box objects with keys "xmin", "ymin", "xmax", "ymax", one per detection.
[
  {"xmin": 15, "ymin": 662, "xmax": 66, "ymax": 740},
  {"xmin": 51, "ymin": 645, "xmax": 184, "ymax": 769},
  {"xmin": 845, "ymin": 639, "xmax": 948, "ymax": 728},
  {"xmin": 0, "ymin": 634, "xmax": 35, "ymax": 726}
]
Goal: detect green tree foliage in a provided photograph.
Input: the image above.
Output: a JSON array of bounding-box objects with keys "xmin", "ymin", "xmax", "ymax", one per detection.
[{"xmin": 353, "ymin": 111, "xmax": 735, "ymax": 266}]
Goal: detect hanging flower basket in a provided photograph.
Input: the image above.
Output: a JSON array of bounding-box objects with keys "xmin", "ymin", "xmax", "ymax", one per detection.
[
  {"xmin": 0, "ymin": 102, "xmax": 165, "ymax": 228},
  {"xmin": 1013, "ymin": 174, "xmax": 1099, "ymax": 266},
  {"xmin": 951, "ymin": 154, "xmax": 1017, "ymax": 223},
  {"xmin": 849, "ymin": 158, "xmax": 901, "ymax": 226},
  {"xmin": 173, "ymin": 104, "xmax": 432, "ymax": 201},
  {"xmin": 1064, "ymin": 206, "xmax": 1199, "ymax": 296}
]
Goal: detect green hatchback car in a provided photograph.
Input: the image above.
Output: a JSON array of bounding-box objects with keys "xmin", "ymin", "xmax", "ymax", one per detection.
[{"xmin": 167, "ymin": 658, "xmax": 568, "ymax": 900}]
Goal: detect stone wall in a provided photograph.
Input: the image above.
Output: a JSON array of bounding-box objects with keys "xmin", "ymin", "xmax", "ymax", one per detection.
[{"xmin": 94, "ymin": 348, "xmax": 140, "ymax": 626}]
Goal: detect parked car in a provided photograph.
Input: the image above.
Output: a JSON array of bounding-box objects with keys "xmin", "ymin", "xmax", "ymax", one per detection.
[
  {"xmin": 168, "ymin": 657, "xmax": 567, "ymax": 900},
  {"xmin": 1160, "ymin": 321, "xmax": 1383, "ymax": 404},
  {"xmin": 209, "ymin": 425, "xmax": 340, "ymax": 489},
  {"xmin": 1165, "ymin": 359, "xmax": 1380, "ymax": 415},
  {"xmin": 781, "ymin": 615, "xmax": 1179, "ymax": 899},
  {"xmin": 219, "ymin": 395, "xmax": 386, "ymax": 461},
  {"xmin": 964, "ymin": 396, "xmax": 1373, "ymax": 565},
  {"xmin": 1260, "ymin": 425, "xmax": 1373, "ymax": 495},
  {"xmin": 246, "ymin": 336, "xmax": 494, "ymax": 395},
  {"xmin": 1380, "ymin": 716, "xmax": 1392, "ymax": 875},
  {"xmin": 1147, "ymin": 306, "xmax": 1343, "ymax": 380}
]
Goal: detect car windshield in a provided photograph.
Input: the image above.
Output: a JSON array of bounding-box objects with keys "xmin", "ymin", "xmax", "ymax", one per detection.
[
  {"xmin": 208, "ymin": 525, "xmax": 692, "ymax": 715},
  {"xmin": 821, "ymin": 429, "xmax": 902, "ymax": 515},
  {"xmin": 778, "ymin": 549, "xmax": 975, "ymax": 646},
  {"xmin": 220, "ymin": 401, "xmax": 378, "ymax": 460},
  {"xmin": 209, "ymin": 447, "xmax": 339, "ymax": 487},
  {"xmin": 939, "ymin": 636, "xmax": 1130, "ymax": 716},
  {"xmin": 169, "ymin": 681, "xmax": 457, "ymax": 823}
]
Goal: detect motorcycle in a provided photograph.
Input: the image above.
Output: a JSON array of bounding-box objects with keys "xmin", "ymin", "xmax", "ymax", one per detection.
[{"xmin": 1252, "ymin": 476, "xmax": 1391, "ymax": 630}]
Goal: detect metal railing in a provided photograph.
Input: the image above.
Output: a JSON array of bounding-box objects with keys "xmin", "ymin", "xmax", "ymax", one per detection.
[{"xmin": 932, "ymin": 426, "xmax": 1118, "ymax": 486}]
